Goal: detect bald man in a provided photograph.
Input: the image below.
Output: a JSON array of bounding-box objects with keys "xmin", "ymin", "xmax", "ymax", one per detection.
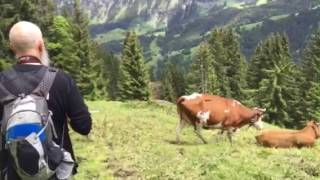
[{"xmin": 0, "ymin": 21, "xmax": 92, "ymax": 179}]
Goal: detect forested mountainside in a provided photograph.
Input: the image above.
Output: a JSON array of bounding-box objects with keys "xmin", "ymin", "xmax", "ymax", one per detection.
[{"xmin": 55, "ymin": 0, "xmax": 319, "ymax": 65}]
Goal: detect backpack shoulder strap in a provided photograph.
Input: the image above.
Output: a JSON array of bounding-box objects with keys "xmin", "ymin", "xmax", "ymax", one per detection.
[
  {"xmin": 0, "ymin": 83, "xmax": 16, "ymax": 104},
  {"xmin": 32, "ymin": 67, "xmax": 59, "ymax": 98},
  {"xmin": 3, "ymin": 68, "xmax": 25, "ymax": 94},
  {"xmin": 0, "ymin": 70, "xmax": 17, "ymax": 104},
  {"xmin": 0, "ymin": 66, "xmax": 48, "ymax": 100}
]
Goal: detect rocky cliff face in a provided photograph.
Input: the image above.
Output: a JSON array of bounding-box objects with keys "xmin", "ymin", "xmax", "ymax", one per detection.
[{"xmin": 55, "ymin": 0, "xmax": 254, "ymax": 25}]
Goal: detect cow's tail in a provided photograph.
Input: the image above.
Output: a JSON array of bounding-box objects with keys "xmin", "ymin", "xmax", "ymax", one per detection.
[
  {"xmin": 176, "ymin": 96, "xmax": 185, "ymax": 106},
  {"xmin": 176, "ymin": 97, "xmax": 186, "ymax": 121},
  {"xmin": 176, "ymin": 96, "xmax": 186, "ymax": 143}
]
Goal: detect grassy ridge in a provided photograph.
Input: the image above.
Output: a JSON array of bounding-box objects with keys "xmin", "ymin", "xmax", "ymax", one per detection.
[{"xmin": 72, "ymin": 101, "xmax": 320, "ymax": 180}]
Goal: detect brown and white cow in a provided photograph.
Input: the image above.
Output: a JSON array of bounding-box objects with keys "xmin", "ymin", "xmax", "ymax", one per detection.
[
  {"xmin": 256, "ymin": 120, "xmax": 320, "ymax": 148},
  {"xmin": 176, "ymin": 93, "xmax": 266, "ymax": 144}
]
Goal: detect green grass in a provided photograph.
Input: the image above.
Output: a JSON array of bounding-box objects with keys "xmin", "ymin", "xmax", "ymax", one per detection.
[
  {"xmin": 256, "ymin": 0, "xmax": 268, "ymax": 6},
  {"xmin": 240, "ymin": 21, "xmax": 263, "ymax": 31},
  {"xmin": 72, "ymin": 101, "xmax": 320, "ymax": 180},
  {"xmin": 269, "ymin": 14, "xmax": 290, "ymax": 21},
  {"xmin": 94, "ymin": 29, "xmax": 126, "ymax": 44},
  {"xmin": 94, "ymin": 20, "xmax": 166, "ymax": 45},
  {"xmin": 225, "ymin": 1, "xmax": 245, "ymax": 9}
]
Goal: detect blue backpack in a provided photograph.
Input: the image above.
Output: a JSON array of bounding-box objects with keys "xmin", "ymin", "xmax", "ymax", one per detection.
[{"xmin": 0, "ymin": 67, "xmax": 74, "ymax": 180}]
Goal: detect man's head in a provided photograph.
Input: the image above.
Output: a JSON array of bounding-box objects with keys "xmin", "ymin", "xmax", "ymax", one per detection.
[{"xmin": 9, "ymin": 21, "xmax": 50, "ymax": 66}]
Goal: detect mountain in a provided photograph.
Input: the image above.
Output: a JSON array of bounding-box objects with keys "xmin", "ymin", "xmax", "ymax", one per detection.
[
  {"xmin": 56, "ymin": 0, "xmax": 255, "ymax": 24},
  {"xmin": 55, "ymin": 0, "xmax": 320, "ymax": 77}
]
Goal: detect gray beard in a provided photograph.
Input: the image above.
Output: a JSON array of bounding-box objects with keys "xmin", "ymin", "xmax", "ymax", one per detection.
[{"xmin": 41, "ymin": 48, "xmax": 50, "ymax": 67}]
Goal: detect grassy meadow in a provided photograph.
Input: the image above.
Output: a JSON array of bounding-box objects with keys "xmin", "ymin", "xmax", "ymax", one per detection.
[{"xmin": 72, "ymin": 101, "xmax": 320, "ymax": 180}]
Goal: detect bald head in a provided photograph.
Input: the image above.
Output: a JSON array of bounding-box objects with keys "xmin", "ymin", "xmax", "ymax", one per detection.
[
  {"xmin": 9, "ymin": 21, "xmax": 50, "ymax": 66},
  {"xmin": 9, "ymin": 21, "xmax": 43, "ymax": 53}
]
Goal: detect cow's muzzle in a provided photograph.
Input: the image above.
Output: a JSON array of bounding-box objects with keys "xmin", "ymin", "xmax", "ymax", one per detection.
[{"xmin": 252, "ymin": 119, "xmax": 263, "ymax": 130}]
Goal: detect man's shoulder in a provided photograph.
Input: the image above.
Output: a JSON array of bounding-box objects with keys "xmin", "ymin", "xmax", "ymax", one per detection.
[
  {"xmin": 54, "ymin": 68, "xmax": 72, "ymax": 80},
  {"xmin": 51, "ymin": 68, "xmax": 77, "ymax": 92},
  {"xmin": 0, "ymin": 68, "xmax": 14, "ymax": 83}
]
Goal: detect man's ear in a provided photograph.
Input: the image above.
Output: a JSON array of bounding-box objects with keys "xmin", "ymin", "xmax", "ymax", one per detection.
[
  {"xmin": 10, "ymin": 43, "xmax": 16, "ymax": 53},
  {"xmin": 38, "ymin": 40, "xmax": 44, "ymax": 52}
]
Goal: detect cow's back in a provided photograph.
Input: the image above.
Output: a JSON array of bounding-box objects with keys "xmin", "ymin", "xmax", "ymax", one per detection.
[
  {"xmin": 256, "ymin": 130, "xmax": 298, "ymax": 148},
  {"xmin": 177, "ymin": 94, "xmax": 250, "ymax": 127},
  {"xmin": 201, "ymin": 95, "xmax": 244, "ymax": 126}
]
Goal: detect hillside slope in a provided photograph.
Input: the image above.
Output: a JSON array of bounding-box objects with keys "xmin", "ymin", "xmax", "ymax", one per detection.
[{"xmin": 72, "ymin": 101, "xmax": 320, "ymax": 179}]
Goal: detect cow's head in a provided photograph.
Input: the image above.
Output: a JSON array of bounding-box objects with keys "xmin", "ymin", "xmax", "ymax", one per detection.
[
  {"xmin": 250, "ymin": 107, "xmax": 266, "ymax": 130},
  {"xmin": 308, "ymin": 120, "xmax": 320, "ymax": 138}
]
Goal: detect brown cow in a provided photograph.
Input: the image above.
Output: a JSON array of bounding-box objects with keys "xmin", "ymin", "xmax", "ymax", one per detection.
[
  {"xmin": 176, "ymin": 93, "xmax": 266, "ymax": 144},
  {"xmin": 256, "ymin": 120, "xmax": 320, "ymax": 148}
]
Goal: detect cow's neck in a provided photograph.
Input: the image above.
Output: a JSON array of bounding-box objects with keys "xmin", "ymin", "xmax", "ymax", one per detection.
[
  {"xmin": 237, "ymin": 107, "xmax": 256, "ymax": 126},
  {"xmin": 300, "ymin": 126, "xmax": 317, "ymax": 139}
]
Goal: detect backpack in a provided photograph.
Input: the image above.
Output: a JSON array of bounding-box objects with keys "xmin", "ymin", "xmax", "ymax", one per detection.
[{"xmin": 0, "ymin": 67, "xmax": 74, "ymax": 180}]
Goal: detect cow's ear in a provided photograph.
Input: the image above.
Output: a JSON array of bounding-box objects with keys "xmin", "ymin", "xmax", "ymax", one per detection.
[
  {"xmin": 306, "ymin": 121, "xmax": 314, "ymax": 126},
  {"xmin": 310, "ymin": 119, "xmax": 317, "ymax": 124}
]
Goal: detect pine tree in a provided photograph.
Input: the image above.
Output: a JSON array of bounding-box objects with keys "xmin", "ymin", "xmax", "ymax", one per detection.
[
  {"xmin": 188, "ymin": 43, "xmax": 210, "ymax": 93},
  {"xmin": 300, "ymin": 29, "xmax": 320, "ymax": 121},
  {"xmin": 94, "ymin": 48, "xmax": 121, "ymax": 100},
  {"xmin": 247, "ymin": 41, "xmax": 273, "ymax": 106},
  {"xmin": 0, "ymin": 0, "xmax": 15, "ymax": 65},
  {"xmin": 58, "ymin": 0, "xmax": 105, "ymax": 100},
  {"xmin": 305, "ymin": 82, "xmax": 320, "ymax": 120},
  {"xmin": 66, "ymin": 0, "xmax": 96, "ymax": 98},
  {"xmin": 188, "ymin": 43, "xmax": 219, "ymax": 94},
  {"xmin": 162, "ymin": 62, "xmax": 186, "ymax": 102},
  {"xmin": 247, "ymin": 42, "xmax": 264, "ymax": 90},
  {"xmin": 103, "ymin": 53, "xmax": 120, "ymax": 100},
  {"xmin": 208, "ymin": 28, "xmax": 230, "ymax": 97},
  {"xmin": 207, "ymin": 28, "xmax": 247, "ymax": 100},
  {"xmin": 170, "ymin": 63, "xmax": 186, "ymax": 99},
  {"xmin": 85, "ymin": 42, "xmax": 106, "ymax": 100},
  {"xmin": 48, "ymin": 16, "xmax": 80, "ymax": 79},
  {"xmin": 118, "ymin": 31, "xmax": 150, "ymax": 100},
  {"xmin": 252, "ymin": 33, "xmax": 301, "ymax": 127},
  {"xmin": 162, "ymin": 64, "xmax": 176, "ymax": 102},
  {"xmin": 97, "ymin": 48, "xmax": 120, "ymax": 100},
  {"xmin": 224, "ymin": 28, "xmax": 248, "ymax": 101}
]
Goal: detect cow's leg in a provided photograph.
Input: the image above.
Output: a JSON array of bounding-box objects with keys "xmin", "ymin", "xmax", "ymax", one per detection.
[
  {"xmin": 176, "ymin": 119, "xmax": 186, "ymax": 144},
  {"xmin": 194, "ymin": 123, "xmax": 207, "ymax": 144},
  {"xmin": 227, "ymin": 129, "xmax": 234, "ymax": 145},
  {"xmin": 213, "ymin": 129, "xmax": 225, "ymax": 143},
  {"xmin": 219, "ymin": 129, "xmax": 225, "ymax": 135}
]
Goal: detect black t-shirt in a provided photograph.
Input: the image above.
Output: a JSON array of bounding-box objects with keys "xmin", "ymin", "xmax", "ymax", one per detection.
[{"xmin": 0, "ymin": 64, "xmax": 92, "ymax": 178}]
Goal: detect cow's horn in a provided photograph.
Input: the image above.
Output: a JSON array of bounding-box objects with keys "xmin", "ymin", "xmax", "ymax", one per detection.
[
  {"xmin": 260, "ymin": 108, "xmax": 266, "ymax": 112},
  {"xmin": 254, "ymin": 107, "xmax": 266, "ymax": 112}
]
